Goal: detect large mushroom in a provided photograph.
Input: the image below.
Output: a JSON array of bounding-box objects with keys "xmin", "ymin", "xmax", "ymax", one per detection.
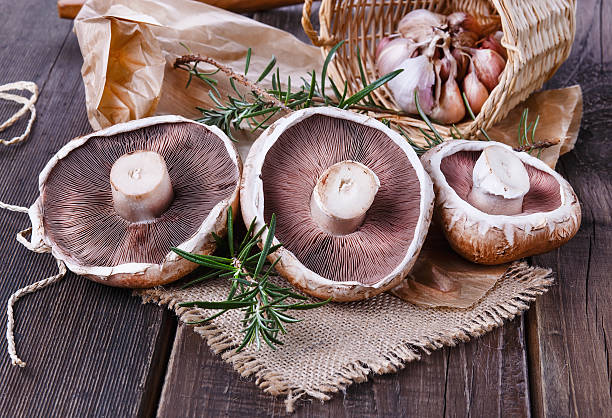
[
  {"xmin": 28, "ymin": 115, "xmax": 241, "ymax": 287},
  {"xmin": 422, "ymin": 139, "xmax": 581, "ymax": 264},
  {"xmin": 241, "ymin": 107, "xmax": 434, "ymax": 301}
]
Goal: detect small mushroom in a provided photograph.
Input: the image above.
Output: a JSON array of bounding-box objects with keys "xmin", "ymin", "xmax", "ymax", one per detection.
[
  {"xmin": 241, "ymin": 107, "xmax": 434, "ymax": 301},
  {"xmin": 422, "ymin": 140, "xmax": 581, "ymax": 265},
  {"xmin": 28, "ymin": 115, "xmax": 242, "ymax": 287}
]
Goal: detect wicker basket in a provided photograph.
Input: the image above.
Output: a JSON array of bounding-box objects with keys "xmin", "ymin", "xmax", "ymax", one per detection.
[{"xmin": 301, "ymin": 0, "xmax": 576, "ymax": 141}]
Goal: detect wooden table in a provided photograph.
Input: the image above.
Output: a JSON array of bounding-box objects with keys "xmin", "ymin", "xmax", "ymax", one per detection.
[{"xmin": 0, "ymin": 1, "xmax": 609, "ymax": 416}]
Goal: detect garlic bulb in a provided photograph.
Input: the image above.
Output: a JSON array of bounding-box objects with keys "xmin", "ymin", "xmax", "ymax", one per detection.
[
  {"xmin": 387, "ymin": 55, "xmax": 436, "ymax": 114},
  {"xmin": 398, "ymin": 9, "xmax": 445, "ymax": 43},
  {"xmin": 376, "ymin": 8, "xmax": 506, "ymax": 122},
  {"xmin": 462, "ymin": 64, "xmax": 488, "ymax": 114},
  {"xmin": 471, "ymin": 48, "xmax": 505, "ymax": 91},
  {"xmin": 376, "ymin": 37, "xmax": 414, "ymax": 76}
]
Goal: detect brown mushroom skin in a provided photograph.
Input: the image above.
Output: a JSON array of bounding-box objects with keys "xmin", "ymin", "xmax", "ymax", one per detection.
[
  {"xmin": 435, "ymin": 195, "xmax": 581, "ymax": 265},
  {"xmin": 422, "ymin": 140, "xmax": 581, "ymax": 265}
]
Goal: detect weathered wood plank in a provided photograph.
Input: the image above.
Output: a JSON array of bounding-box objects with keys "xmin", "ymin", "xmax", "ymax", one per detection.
[
  {"xmin": 0, "ymin": 0, "xmax": 172, "ymax": 416},
  {"xmin": 158, "ymin": 318, "xmax": 530, "ymax": 416},
  {"xmin": 526, "ymin": 0, "xmax": 612, "ymax": 415}
]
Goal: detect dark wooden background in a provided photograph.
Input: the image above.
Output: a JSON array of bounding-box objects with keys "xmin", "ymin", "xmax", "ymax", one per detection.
[{"xmin": 0, "ymin": 1, "xmax": 609, "ymax": 416}]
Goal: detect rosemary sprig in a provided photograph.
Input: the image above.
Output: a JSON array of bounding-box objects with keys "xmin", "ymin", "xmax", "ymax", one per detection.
[
  {"xmin": 172, "ymin": 207, "xmax": 330, "ymax": 351},
  {"xmin": 175, "ymin": 44, "xmax": 557, "ymax": 158},
  {"xmin": 174, "ymin": 42, "xmax": 403, "ymax": 141}
]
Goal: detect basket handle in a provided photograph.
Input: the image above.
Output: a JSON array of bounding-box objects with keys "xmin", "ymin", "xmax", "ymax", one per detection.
[{"xmin": 301, "ymin": 0, "xmax": 336, "ymax": 47}]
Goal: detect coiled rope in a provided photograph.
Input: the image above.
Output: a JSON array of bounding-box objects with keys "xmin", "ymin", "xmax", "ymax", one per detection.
[{"xmin": 0, "ymin": 81, "xmax": 68, "ymax": 367}]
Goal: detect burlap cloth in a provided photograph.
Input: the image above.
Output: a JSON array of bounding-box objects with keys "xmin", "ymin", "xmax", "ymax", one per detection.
[{"xmin": 138, "ymin": 261, "xmax": 553, "ymax": 412}]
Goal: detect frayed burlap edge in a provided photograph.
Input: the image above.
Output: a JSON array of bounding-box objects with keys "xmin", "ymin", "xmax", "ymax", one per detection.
[{"xmin": 137, "ymin": 261, "xmax": 553, "ymax": 413}]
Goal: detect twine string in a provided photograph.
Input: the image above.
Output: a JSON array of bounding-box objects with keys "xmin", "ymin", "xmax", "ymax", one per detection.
[
  {"xmin": 0, "ymin": 80, "xmax": 64, "ymax": 367},
  {"xmin": 0, "ymin": 81, "xmax": 38, "ymax": 146},
  {"xmin": 6, "ymin": 259, "xmax": 67, "ymax": 367}
]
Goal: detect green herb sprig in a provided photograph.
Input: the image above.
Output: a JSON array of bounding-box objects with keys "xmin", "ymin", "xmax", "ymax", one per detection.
[
  {"xmin": 172, "ymin": 207, "xmax": 330, "ymax": 352},
  {"xmin": 174, "ymin": 42, "xmax": 403, "ymax": 141},
  {"xmin": 175, "ymin": 43, "xmax": 557, "ymax": 157}
]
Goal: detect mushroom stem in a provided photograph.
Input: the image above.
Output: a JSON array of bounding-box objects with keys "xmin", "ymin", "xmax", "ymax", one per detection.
[
  {"xmin": 110, "ymin": 151, "xmax": 174, "ymax": 222},
  {"xmin": 310, "ymin": 160, "xmax": 380, "ymax": 235},
  {"xmin": 467, "ymin": 145, "xmax": 530, "ymax": 215}
]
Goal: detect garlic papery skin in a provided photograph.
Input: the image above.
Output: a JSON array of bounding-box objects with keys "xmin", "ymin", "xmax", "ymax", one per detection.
[
  {"xmin": 467, "ymin": 145, "xmax": 530, "ymax": 215},
  {"xmin": 471, "ymin": 48, "xmax": 505, "ymax": 91},
  {"xmin": 446, "ymin": 11, "xmax": 481, "ymax": 35},
  {"xmin": 388, "ymin": 55, "xmax": 435, "ymax": 114},
  {"xmin": 398, "ymin": 9, "xmax": 445, "ymax": 43},
  {"xmin": 463, "ymin": 64, "xmax": 489, "ymax": 114},
  {"xmin": 376, "ymin": 37, "xmax": 413, "ymax": 76},
  {"xmin": 310, "ymin": 160, "xmax": 380, "ymax": 235},
  {"xmin": 110, "ymin": 151, "xmax": 174, "ymax": 222}
]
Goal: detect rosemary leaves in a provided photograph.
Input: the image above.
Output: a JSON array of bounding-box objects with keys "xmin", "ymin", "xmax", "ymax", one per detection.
[{"xmin": 172, "ymin": 207, "xmax": 330, "ymax": 351}]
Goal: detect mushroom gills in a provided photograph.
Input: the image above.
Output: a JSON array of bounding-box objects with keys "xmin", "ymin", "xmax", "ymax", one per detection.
[
  {"xmin": 110, "ymin": 150, "xmax": 174, "ymax": 223},
  {"xmin": 310, "ymin": 160, "xmax": 380, "ymax": 235},
  {"xmin": 467, "ymin": 145, "xmax": 529, "ymax": 215}
]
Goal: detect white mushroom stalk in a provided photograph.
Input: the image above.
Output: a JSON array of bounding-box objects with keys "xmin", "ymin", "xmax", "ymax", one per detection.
[
  {"xmin": 310, "ymin": 160, "xmax": 380, "ymax": 235},
  {"xmin": 467, "ymin": 145, "xmax": 530, "ymax": 215},
  {"xmin": 110, "ymin": 151, "xmax": 174, "ymax": 222}
]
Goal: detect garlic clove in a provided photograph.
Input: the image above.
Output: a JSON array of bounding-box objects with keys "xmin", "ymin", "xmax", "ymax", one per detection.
[
  {"xmin": 438, "ymin": 56, "xmax": 451, "ymax": 82},
  {"xmin": 452, "ymin": 48, "xmax": 468, "ymax": 80},
  {"xmin": 375, "ymin": 36, "xmax": 392, "ymax": 60},
  {"xmin": 388, "ymin": 55, "xmax": 436, "ymax": 114},
  {"xmin": 467, "ymin": 145, "xmax": 530, "ymax": 215},
  {"xmin": 471, "ymin": 48, "xmax": 506, "ymax": 92},
  {"xmin": 398, "ymin": 9, "xmax": 445, "ymax": 43},
  {"xmin": 430, "ymin": 76, "xmax": 465, "ymax": 124},
  {"xmin": 462, "ymin": 64, "xmax": 489, "ymax": 114},
  {"xmin": 481, "ymin": 32, "xmax": 507, "ymax": 59},
  {"xmin": 376, "ymin": 37, "xmax": 413, "ymax": 76}
]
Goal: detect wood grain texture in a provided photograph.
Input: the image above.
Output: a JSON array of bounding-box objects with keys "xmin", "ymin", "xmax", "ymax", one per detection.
[
  {"xmin": 526, "ymin": 0, "xmax": 612, "ymax": 413},
  {"xmin": 157, "ymin": 318, "xmax": 530, "ymax": 417},
  {"xmin": 0, "ymin": 0, "xmax": 173, "ymax": 416}
]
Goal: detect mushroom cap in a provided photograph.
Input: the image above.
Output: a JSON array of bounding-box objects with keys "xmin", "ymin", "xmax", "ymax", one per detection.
[
  {"xmin": 422, "ymin": 139, "xmax": 581, "ymax": 265},
  {"xmin": 241, "ymin": 107, "xmax": 434, "ymax": 302},
  {"xmin": 28, "ymin": 115, "xmax": 242, "ymax": 288}
]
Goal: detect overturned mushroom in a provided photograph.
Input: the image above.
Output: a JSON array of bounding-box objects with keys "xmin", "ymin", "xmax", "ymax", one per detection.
[
  {"xmin": 422, "ymin": 140, "xmax": 581, "ymax": 265},
  {"xmin": 241, "ymin": 107, "xmax": 434, "ymax": 301},
  {"xmin": 28, "ymin": 115, "xmax": 241, "ymax": 287}
]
